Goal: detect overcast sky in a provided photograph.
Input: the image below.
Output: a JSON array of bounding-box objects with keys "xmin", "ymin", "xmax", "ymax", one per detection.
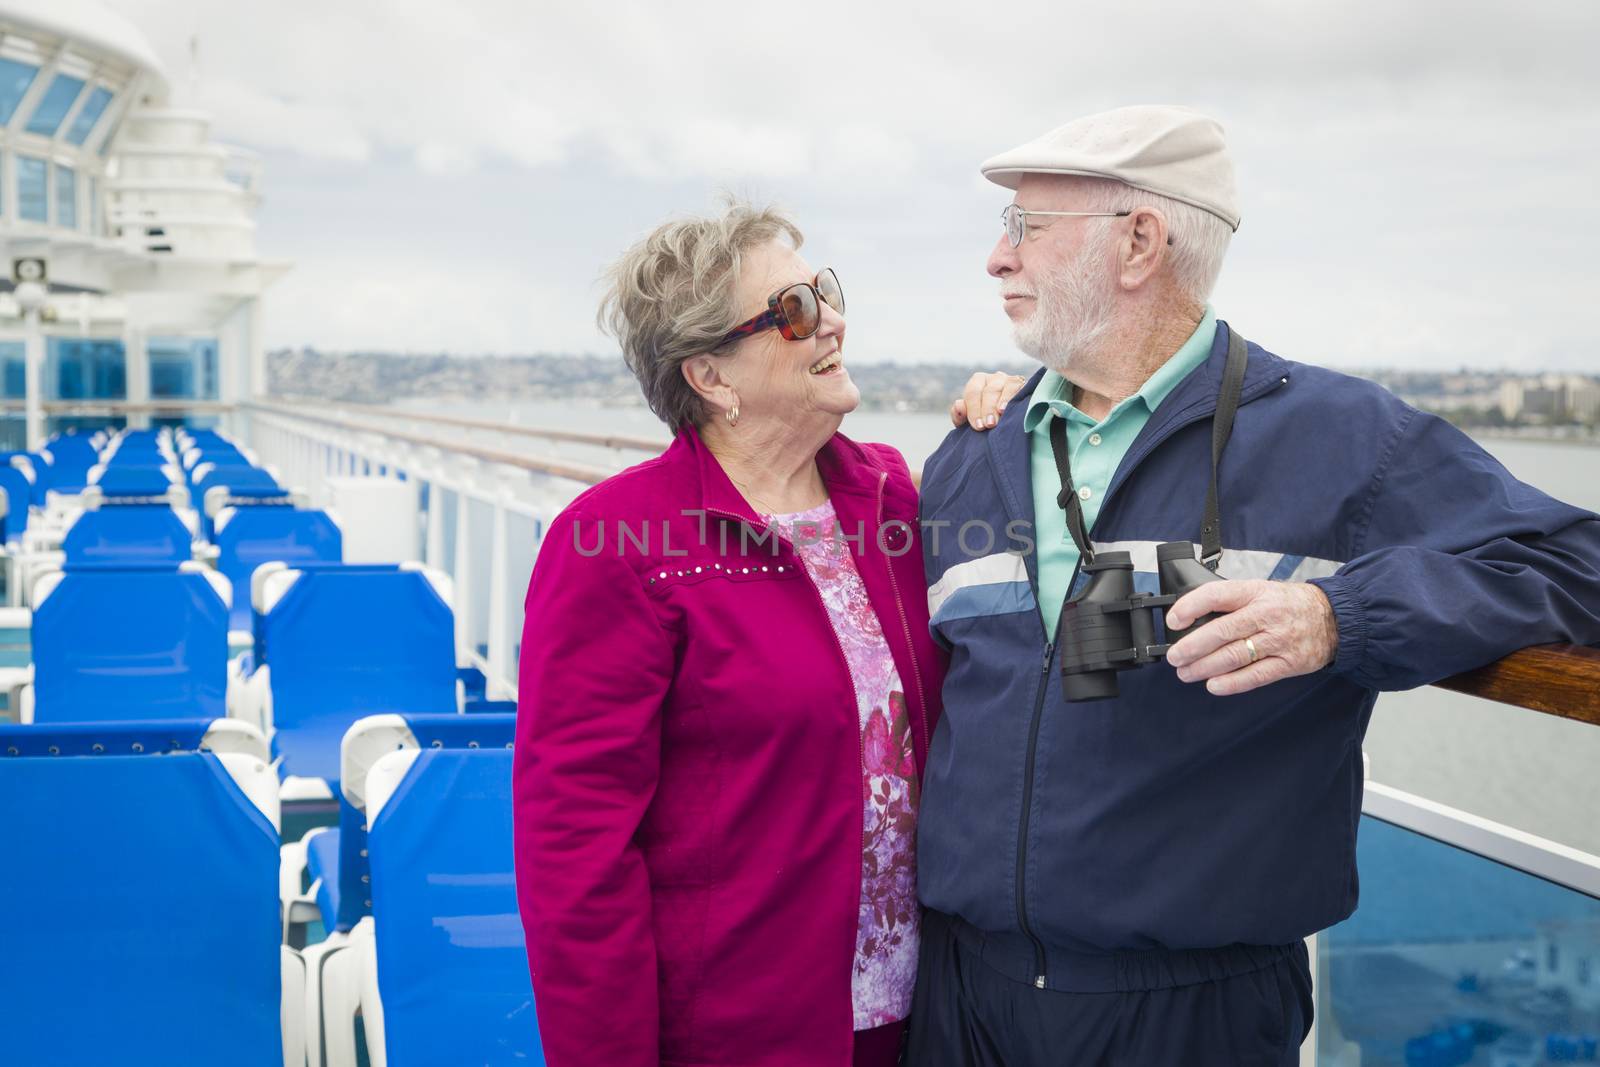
[{"xmin": 106, "ymin": 0, "xmax": 1600, "ymax": 373}]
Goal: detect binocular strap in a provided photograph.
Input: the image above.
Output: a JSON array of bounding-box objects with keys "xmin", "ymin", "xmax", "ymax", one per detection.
[{"xmin": 1049, "ymin": 325, "xmax": 1250, "ymax": 572}]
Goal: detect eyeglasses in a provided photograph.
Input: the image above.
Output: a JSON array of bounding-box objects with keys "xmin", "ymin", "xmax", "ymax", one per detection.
[
  {"xmin": 719, "ymin": 268, "xmax": 844, "ymax": 347},
  {"xmin": 1001, "ymin": 203, "xmax": 1172, "ymax": 249}
]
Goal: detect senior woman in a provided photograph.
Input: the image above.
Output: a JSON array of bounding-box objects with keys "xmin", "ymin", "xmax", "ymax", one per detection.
[{"xmin": 514, "ymin": 202, "xmax": 1020, "ymax": 1067}]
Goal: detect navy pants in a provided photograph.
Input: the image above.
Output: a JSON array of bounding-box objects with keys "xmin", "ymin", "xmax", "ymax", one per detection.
[{"xmin": 904, "ymin": 910, "xmax": 1313, "ymax": 1067}]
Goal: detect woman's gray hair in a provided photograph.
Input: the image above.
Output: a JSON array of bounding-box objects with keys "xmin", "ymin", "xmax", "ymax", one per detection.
[
  {"xmin": 1074, "ymin": 176, "xmax": 1233, "ymax": 303},
  {"xmin": 598, "ymin": 200, "xmax": 804, "ymax": 432}
]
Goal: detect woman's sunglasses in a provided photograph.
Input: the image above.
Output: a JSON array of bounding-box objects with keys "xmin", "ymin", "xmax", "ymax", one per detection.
[{"xmin": 718, "ymin": 268, "xmax": 844, "ymax": 347}]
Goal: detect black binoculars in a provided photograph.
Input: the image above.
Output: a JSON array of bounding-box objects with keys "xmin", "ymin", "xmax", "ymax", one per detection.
[{"xmin": 1055, "ymin": 541, "xmax": 1226, "ymax": 702}]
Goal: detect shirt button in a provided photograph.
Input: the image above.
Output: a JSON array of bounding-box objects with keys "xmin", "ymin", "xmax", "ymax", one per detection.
[
  {"xmin": 1088, "ymin": 433, "xmax": 1103, "ymax": 446},
  {"xmin": 1078, "ymin": 487, "xmax": 1093, "ymax": 501}
]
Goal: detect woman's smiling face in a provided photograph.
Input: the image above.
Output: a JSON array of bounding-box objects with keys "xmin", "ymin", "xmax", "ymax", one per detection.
[{"xmin": 720, "ymin": 240, "xmax": 858, "ymax": 423}]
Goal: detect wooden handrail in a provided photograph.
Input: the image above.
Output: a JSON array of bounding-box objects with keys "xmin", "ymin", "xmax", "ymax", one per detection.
[
  {"xmin": 0, "ymin": 400, "xmax": 238, "ymax": 414},
  {"xmin": 1435, "ymin": 643, "xmax": 1600, "ymax": 727},
  {"xmin": 270, "ymin": 395, "xmax": 669, "ymax": 454},
  {"xmin": 243, "ymin": 400, "xmax": 613, "ymax": 485}
]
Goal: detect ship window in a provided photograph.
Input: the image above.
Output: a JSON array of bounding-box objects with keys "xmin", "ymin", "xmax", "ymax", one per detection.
[
  {"xmin": 46, "ymin": 338, "xmax": 126, "ymax": 400},
  {"xmin": 17, "ymin": 155, "xmax": 47, "ymax": 222},
  {"xmin": 56, "ymin": 165, "xmax": 78, "ymax": 229},
  {"xmin": 65, "ymin": 86, "xmax": 113, "ymax": 146},
  {"xmin": 148, "ymin": 337, "xmax": 220, "ymax": 400},
  {"xmin": 24, "ymin": 73, "xmax": 86, "ymax": 137},
  {"xmin": 0, "ymin": 341, "xmax": 23, "ymax": 399},
  {"xmin": 0, "ymin": 58, "xmax": 38, "ymax": 124}
]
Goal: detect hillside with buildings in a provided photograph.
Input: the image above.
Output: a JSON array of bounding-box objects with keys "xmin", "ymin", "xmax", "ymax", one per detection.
[{"xmin": 268, "ymin": 348, "xmax": 1600, "ymax": 433}]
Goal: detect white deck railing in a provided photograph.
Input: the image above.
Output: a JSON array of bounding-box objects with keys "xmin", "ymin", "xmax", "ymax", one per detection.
[{"xmin": 242, "ymin": 400, "xmax": 660, "ymax": 699}]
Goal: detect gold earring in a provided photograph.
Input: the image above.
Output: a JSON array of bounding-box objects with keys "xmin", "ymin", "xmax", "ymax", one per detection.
[{"xmin": 727, "ymin": 396, "xmax": 740, "ymax": 426}]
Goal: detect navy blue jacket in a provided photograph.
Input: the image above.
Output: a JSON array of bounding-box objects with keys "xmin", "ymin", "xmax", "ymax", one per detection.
[{"xmin": 917, "ymin": 321, "xmax": 1600, "ymax": 955}]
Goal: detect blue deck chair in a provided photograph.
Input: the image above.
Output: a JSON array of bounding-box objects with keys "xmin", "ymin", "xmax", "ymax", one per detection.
[
  {"xmin": 287, "ymin": 713, "xmax": 514, "ymax": 940},
  {"xmin": 0, "ymin": 465, "xmax": 29, "ymax": 544},
  {"xmin": 91, "ymin": 465, "xmax": 173, "ymax": 498},
  {"xmin": 45, "ymin": 431, "xmax": 100, "ymax": 461},
  {"xmin": 215, "ymin": 506, "xmax": 343, "ymax": 632},
  {"xmin": 196, "ymin": 467, "xmax": 283, "ymax": 540},
  {"xmin": 44, "ymin": 435, "xmax": 100, "ymax": 494},
  {"xmin": 255, "ymin": 565, "xmax": 455, "ymax": 786},
  {"xmin": 196, "ymin": 463, "xmax": 279, "ymax": 497},
  {"xmin": 29, "ymin": 563, "xmax": 229, "ymax": 723},
  {"xmin": 247, "ymin": 561, "xmax": 400, "ymax": 667},
  {"xmin": 321, "ymin": 745, "xmax": 541, "ymax": 1067},
  {"xmin": 0, "ymin": 719, "xmax": 289, "ymax": 1067},
  {"xmin": 185, "ymin": 442, "xmax": 246, "ymax": 468},
  {"xmin": 13, "ymin": 449, "xmax": 57, "ymax": 506},
  {"xmin": 62, "ymin": 505, "xmax": 193, "ymax": 565}
]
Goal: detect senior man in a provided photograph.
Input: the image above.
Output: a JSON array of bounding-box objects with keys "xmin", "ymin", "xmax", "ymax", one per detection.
[{"xmin": 908, "ymin": 105, "xmax": 1600, "ymax": 1066}]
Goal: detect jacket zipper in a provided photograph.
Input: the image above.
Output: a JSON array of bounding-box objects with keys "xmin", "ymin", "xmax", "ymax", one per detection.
[
  {"xmin": 875, "ymin": 471, "xmax": 932, "ymax": 761},
  {"xmin": 1016, "ymin": 637, "xmax": 1055, "ymax": 987}
]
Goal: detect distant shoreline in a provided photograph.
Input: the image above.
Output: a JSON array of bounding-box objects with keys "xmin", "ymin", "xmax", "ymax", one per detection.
[{"xmin": 1472, "ymin": 428, "xmax": 1600, "ymax": 450}]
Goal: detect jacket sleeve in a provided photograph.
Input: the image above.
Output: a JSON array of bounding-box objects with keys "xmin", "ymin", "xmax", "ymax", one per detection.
[
  {"xmin": 1310, "ymin": 408, "xmax": 1600, "ymax": 691},
  {"xmin": 514, "ymin": 506, "xmax": 675, "ymax": 1067}
]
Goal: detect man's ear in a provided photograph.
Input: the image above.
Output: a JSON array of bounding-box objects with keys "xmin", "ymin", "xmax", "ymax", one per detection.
[{"xmin": 1119, "ymin": 206, "xmax": 1170, "ymax": 291}]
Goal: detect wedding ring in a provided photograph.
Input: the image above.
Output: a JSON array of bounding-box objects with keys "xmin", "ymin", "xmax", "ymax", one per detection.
[{"xmin": 1244, "ymin": 636, "xmax": 1259, "ymax": 664}]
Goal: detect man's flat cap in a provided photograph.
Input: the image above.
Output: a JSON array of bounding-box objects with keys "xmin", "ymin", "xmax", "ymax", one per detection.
[{"xmin": 982, "ymin": 105, "xmax": 1240, "ymax": 231}]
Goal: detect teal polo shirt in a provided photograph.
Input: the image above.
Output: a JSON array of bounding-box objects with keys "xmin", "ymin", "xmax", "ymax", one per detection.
[{"xmin": 1025, "ymin": 306, "xmax": 1217, "ymax": 641}]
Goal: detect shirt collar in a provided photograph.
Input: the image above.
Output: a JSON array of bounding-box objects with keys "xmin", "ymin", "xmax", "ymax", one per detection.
[{"xmin": 1023, "ymin": 305, "xmax": 1218, "ymax": 434}]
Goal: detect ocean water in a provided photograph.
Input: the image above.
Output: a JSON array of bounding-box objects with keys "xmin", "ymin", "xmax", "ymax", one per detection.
[{"xmin": 413, "ymin": 397, "xmax": 1600, "ymax": 855}]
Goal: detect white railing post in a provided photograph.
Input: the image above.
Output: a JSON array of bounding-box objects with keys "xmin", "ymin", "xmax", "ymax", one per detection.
[
  {"xmin": 425, "ymin": 470, "xmax": 446, "ymax": 571},
  {"xmin": 452, "ymin": 462, "xmax": 475, "ymax": 668},
  {"xmin": 487, "ymin": 489, "xmax": 510, "ymax": 697}
]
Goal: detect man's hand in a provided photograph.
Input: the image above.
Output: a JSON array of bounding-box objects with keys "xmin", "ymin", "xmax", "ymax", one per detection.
[
  {"xmin": 950, "ymin": 372, "xmax": 1028, "ymax": 431},
  {"xmin": 1164, "ymin": 580, "xmax": 1339, "ymax": 696}
]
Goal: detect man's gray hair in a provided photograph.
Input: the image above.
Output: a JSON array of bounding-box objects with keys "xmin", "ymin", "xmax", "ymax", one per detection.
[
  {"xmin": 1074, "ymin": 176, "xmax": 1232, "ymax": 302},
  {"xmin": 598, "ymin": 200, "xmax": 804, "ymax": 432}
]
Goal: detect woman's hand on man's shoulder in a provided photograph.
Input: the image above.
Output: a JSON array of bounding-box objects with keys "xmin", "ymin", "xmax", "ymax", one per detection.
[{"xmin": 949, "ymin": 371, "xmax": 1029, "ymax": 431}]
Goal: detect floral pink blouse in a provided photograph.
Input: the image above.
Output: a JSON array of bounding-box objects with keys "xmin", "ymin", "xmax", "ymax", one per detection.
[{"xmin": 768, "ymin": 500, "xmax": 920, "ymax": 1030}]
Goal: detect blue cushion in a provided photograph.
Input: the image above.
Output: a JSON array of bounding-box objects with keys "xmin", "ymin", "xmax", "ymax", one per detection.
[
  {"xmin": 63, "ymin": 506, "xmax": 192, "ymax": 566},
  {"xmin": 32, "ymin": 567, "xmax": 228, "ymax": 722},
  {"xmin": 196, "ymin": 465, "xmax": 280, "ymax": 497},
  {"xmin": 334, "ymin": 795, "xmax": 367, "ymax": 931},
  {"xmin": 306, "ymin": 827, "xmax": 343, "ymax": 933},
  {"xmin": 368, "ymin": 748, "xmax": 542, "ymax": 1066},
  {"xmin": 0, "ymin": 719, "xmax": 211, "ymax": 756},
  {"xmin": 0, "ymin": 467, "xmax": 29, "ymax": 541},
  {"xmin": 215, "ymin": 508, "xmax": 342, "ymax": 631},
  {"xmin": 93, "ymin": 466, "xmax": 171, "ymax": 498},
  {"xmin": 404, "ymin": 712, "xmax": 515, "ymax": 750},
  {"xmin": 251, "ymin": 563, "xmax": 399, "ymax": 665},
  {"xmin": 0, "ymin": 724, "xmax": 282, "ymax": 1066},
  {"xmin": 264, "ymin": 568, "xmax": 455, "ymax": 782},
  {"xmin": 105, "ymin": 446, "xmax": 164, "ymax": 465},
  {"xmin": 331, "ymin": 715, "xmax": 513, "ymax": 933},
  {"xmin": 457, "ymin": 665, "xmax": 488, "ymax": 701},
  {"xmin": 185, "ymin": 447, "xmax": 245, "ymax": 474},
  {"xmin": 464, "ymin": 699, "xmax": 517, "ymax": 715}
]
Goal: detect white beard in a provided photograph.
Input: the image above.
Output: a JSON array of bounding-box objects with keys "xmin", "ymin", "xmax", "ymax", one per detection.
[{"xmin": 1009, "ymin": 229, "xmax": 1117, "ymax": 378}]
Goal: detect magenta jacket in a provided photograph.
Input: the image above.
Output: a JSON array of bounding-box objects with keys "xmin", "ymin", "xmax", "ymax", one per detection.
[{"xmin": 514, "ymin": 424, "xmax": 945, "ymax": 1067}]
